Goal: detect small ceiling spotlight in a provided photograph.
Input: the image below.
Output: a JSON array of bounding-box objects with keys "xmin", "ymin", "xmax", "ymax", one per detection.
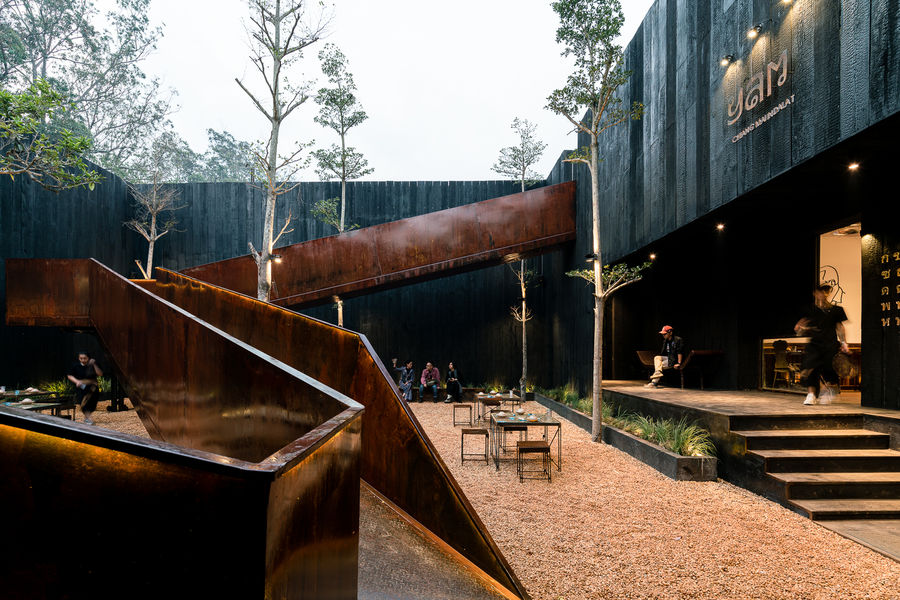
[
  {"xmin": 649, "ymin": 253, "xmax": 657, "ymax": 261},
  {"xmin": 747, "ymin": 24, "xmax": 763, "ymax": 39},
  {"xmin": 782, "ymin": 0, "xmax": 793, "ymax": 4},
  {"xmin": 848, "ymin": 162, "xmax": 860, "ymax": 171},
  {"xmin": 716, "ymin": 223, "xmax": 725, "ymax": 231},
  {"xmin": 720, "ymin": 54, "xmax": 735, "ymax": 67}
]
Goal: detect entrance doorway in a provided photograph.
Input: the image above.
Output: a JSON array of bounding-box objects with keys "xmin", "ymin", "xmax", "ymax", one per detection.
[{"xmin": 760, "ymin": 223, "xmax": 861, "ymax": 399}]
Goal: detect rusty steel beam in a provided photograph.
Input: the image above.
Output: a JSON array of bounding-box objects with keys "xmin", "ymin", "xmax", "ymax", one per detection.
[
  {"xmin": 3, "ymin": 259, "xmax": 363, "ymax": 599},
  {"xmin": 182, "ymin": 181, "xmax": 575, "ymax": 307}
]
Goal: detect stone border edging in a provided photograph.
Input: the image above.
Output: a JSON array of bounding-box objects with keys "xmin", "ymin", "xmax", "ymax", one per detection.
[
  {"xmin": 533, "ymin": 392, "xmax": 591, "ymax": 433},
  {"xmin": 601, "ymin": 425, "xmax": 718, "ymax": 481},
  {"xmin": 533, "ymin": 392, "xmax": 717, "ymax": 481}
]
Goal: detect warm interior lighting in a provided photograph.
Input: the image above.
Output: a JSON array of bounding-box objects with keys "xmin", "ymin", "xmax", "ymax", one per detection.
[
  {"xmin": 747, "ymin": 25, "xmax": 762, "ymax": 39},
  {"xmin": 716, "ymin": 223, "xmax": 725, "ymax": 231},
  {"xmin": 720, "ymin": 55, "xmax": 734, "ymax": 67},
  {"xmin": 848, "ymin": 162, "xmax": 860, "ymax": 171},
  {"xmin": 649, "ymin": 253, "xmax": 657, "ymax": 260}
]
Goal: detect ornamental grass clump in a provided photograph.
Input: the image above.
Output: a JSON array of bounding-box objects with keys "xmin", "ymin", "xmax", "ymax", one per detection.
[{"xmin": 605, "ymin": 409, "xmax": 716, "ymax": 458}]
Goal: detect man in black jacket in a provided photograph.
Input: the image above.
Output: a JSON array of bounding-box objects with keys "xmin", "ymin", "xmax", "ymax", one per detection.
[{"xmin": 646, "ymin": 325, "xmax": 684, "ymax": 388}]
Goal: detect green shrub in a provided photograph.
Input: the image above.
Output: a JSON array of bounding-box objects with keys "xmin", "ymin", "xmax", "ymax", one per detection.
[
  {"xmin": 39, "ymin": 378, "xmax": 74, "ymax": 394},
  {"xmin": 605, "ymin": 409, "xmax": 716, "ymax": 458}
]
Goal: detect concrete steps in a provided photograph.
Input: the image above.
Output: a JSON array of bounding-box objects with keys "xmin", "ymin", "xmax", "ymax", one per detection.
[{"xmin": 732, "ymin": 416, "xmax": 900, "ymax": 521}]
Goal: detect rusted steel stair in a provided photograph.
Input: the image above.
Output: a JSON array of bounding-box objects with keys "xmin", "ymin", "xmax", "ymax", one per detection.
[
  {"xmin": 181, "ymin": 181, "xmax": 575, "ymax": 308},
  {"xmin": 732, "ymin": 415, "xmax": 900, "ymax": 520}
]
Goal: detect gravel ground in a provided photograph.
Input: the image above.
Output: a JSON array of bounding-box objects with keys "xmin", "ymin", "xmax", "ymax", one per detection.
[
  {"xmin": 410, "ymin": 401, "xmax": 900, "ymax": 600},
  {"xmin": 93, "ymin": 398, "xmax": 900, "ymax": 598},
  {"xmin": 77, "ymin": 398, "xmax": 150, "ymax": 438}
]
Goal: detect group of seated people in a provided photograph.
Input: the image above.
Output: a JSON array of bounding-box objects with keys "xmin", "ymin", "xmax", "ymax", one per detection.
[{"xmin": 391, "ymin": 358, "xmax": 462, "ymax": 403}]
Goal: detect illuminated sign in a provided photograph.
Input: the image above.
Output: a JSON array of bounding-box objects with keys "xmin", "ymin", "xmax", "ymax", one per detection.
[{"xmin": 727, "ymin": 49, "xmax": 793, "ymax": 143}]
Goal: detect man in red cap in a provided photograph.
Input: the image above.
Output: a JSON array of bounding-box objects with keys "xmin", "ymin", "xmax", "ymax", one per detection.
[{"xmin": 646, "ymin": 325, "xmax": 684, "ymax": 387}]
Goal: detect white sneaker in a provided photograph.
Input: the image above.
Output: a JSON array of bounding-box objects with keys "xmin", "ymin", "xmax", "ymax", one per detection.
[
  {"xmin": 819, "ymin": 386, "xmax": 834, "ymax": 404},
  {"xmin": 645, "ymin": 381, "xmax": 658, "ymax": 388},
  {"xmin": 83, "ymin": 416, "xmax": 95, "ymax": 425},
  {"xmin": 803, "ymin": 393, "xmax": 817, "ymax": 405}
]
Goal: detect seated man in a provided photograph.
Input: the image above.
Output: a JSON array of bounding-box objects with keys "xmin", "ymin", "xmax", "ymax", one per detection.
[
  {"xmin": 646, "ymin": 325, "xmax": 683, "ymax": 388},
  {"xmin": 419, "ymin": 362, "xmax": 441, "ymax": 402},
  {"xmin": 67, "ymin": 351, "xmax": 103, "ymax": 424}
]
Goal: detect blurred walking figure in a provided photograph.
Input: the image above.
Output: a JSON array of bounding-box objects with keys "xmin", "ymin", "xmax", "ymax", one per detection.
[
  {"xmin": 67, "ymin": 351, "xmax": 102, "ymax": 424},
  {"xmin": 794, "ymin": 283, "xmax": 850, "ymax": 405}
]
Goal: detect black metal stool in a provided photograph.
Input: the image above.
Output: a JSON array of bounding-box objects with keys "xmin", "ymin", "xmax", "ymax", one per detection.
[
  {"xmin": 517, "ymin": 440, "xmax": 551, "ymax": 482},
  {"xmin": 461, "ymin": 428, "xmax": 489, "ymax": 464},
  {"xmin": 500, "ymin": 424, "xmax": 527, "ymax": 455},
  {"xmin": 452, "ymin": 403, "xmax": 472, "ymax": 426}
]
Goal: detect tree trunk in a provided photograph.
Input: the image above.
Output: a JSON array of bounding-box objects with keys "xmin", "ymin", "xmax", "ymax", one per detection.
[
  {"xmin": 340, "ymin": 133, "xmax": 347, "ymax": 233},
  {"xmin": 590, "ymin": 134, "xmax": 604, "ymax": 442},
  {"xmin": 147, "ymin": 211, "xmax": 156, "ymax": 277},
  {"xmin": 257, "ymin": 0, "xmax": 283, "ymax": 302},
  {"xmin": 519, "ymin": 259, "xmax": 527, "ymax": 399}
]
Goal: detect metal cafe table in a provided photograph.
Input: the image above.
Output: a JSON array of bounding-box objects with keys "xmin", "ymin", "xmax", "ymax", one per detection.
[
  {"xmin": 1, "ymin": 390, "xmax": 76, "ymax": 420},
  {"xmin": 489, "ymin": 411, "xmax": 562, "ymax": 472}
]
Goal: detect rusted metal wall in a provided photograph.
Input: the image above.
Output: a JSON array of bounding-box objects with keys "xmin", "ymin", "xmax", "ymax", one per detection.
[
  {"xmin": 149, "ymin": 268, "xmax": 528, "ymax": 598},
  {"xmin": 2, "ymin": 259, "xmax": 364, "ymax": 599}
]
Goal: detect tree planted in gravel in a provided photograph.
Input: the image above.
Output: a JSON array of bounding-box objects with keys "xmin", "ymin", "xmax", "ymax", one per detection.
[
  {"xmin": 546, "ymin": 0, "xmax": 644, "ymax": 441},
  {"xmin": 492, "ymin": 117, "xmax": 547, "ymax": 399},
  {"xmin": 236, "ymin": 0, "xmax": 330, "ymax": 301}
]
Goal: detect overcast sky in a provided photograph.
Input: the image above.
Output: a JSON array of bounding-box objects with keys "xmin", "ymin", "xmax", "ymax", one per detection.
[{"xmin": 136, "ymin": 0, "xmax": 655, "ymax": 181}]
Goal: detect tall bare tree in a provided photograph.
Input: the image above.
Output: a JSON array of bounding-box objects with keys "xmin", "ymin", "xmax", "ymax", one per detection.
[
  {"xmin": 124, "ymin": 134, "xmax": 186, "ymax": 278},
  {"xmin": 236, "ymin": 0, "xmax": 330, "ymax": 301},
  {"xmin": 546, "ymin": 0, "xmax": 643, "ymax": 441},
  {"xmin": 492, "ymin": 117, "xmax": 547, "ymax": 398}
]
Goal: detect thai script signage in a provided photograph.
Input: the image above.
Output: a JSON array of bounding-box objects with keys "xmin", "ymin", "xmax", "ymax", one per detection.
[
  {"xmin": 878, "ymin": 251, "xmax": 900, "ymax": 328},
  {"xmin": 728, "ymin": 49, "xmax": 794, "ymax": 143}
]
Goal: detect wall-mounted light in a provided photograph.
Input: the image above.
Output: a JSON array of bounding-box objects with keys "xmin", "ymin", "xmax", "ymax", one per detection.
[
  {"xmin": 848, "ymin": 162, "xmax": 860, "ymax": 171},
  {"xmin": 649, "ymin": 253, "xmax": 657, "ymax": 261},
  {"xmin": 747, "ymin": 24, "xmax": 763, "ymax": 39},
  {"xmin": 720, "ymin": 54, "xmax": 735, "ymax": 67},
  {"xmin": 716, "ymin": 223, "xmax": 725, "ymax": 231},
  {"xmin": 271, "ymin": 254, "xmax": 283, "ymax": 264},
  {"xmin": 584, "ymin": 252, "xmax": 599, "ymax": 263}
]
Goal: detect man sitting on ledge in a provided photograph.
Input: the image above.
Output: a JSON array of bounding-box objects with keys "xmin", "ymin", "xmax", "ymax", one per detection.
[{"xmin": 646, "ymin": 325, "xmax": 683, "ymax": 388}]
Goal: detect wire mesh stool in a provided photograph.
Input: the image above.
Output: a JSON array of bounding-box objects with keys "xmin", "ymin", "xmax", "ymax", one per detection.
[{"xmin": 452, "ymin": 403, "xmax": 473, "ymax": 426}]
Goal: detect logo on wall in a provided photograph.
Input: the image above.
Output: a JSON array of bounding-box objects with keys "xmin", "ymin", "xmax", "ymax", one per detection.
[
  {"xmin": 728, "ymin": 49, "xmax": 795, "ymax": 143},
  {"xmin": 820, "ymin": 265, "xmax": 845, "ymax": 305}
]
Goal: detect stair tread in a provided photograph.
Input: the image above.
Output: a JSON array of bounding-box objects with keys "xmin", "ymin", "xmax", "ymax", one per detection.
[
  {"xmin": 751, "ymin": 448, "xmax": 900, "ymax": 458},
  {"xmin": 733, "ymin": 429, "xmax": 887, "ymax": 438},
  {"xmin": 789, "ymin": 499, "xmax": 900, "ymax": 512},
  {"xmin": 771, "ymin": 472, "xmax": 900, "ymax": 484}
]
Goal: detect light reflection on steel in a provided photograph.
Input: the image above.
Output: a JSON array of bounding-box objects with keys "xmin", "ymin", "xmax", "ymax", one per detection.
[
  {"xmin": 149, "ymin": 267, "xmax": 529, "ymax": 598},
  {"xmin": 3, "ymin": 258, "xmax": 363, "ymax": 599},
  {"xmin": 182, "ymin": 181, "xmax": 576, "ymax": 308}
]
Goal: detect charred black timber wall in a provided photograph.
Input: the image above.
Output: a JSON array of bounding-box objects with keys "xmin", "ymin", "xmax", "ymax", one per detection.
[{"xmin": 3, "ymin": 0, "xmax": 900, "ymax": 404}]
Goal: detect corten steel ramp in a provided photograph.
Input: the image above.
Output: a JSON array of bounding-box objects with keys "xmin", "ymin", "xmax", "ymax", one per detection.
[
  {"xmin": 181, "ymin": 181, "xmax": 575, "ymax": 307},
  {"xmin": 4, "ymin": 259, "xmax": 529, "ymax": 600},
  {"xmin": 3, "ymin": 259, "xmax": 363, "ymax": 599}
]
